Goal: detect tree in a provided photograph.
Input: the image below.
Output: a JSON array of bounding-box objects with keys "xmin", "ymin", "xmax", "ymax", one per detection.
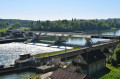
[
  {"xmin": 30, "ymin": 24, "xmax": 36, "ymax": 31},
  {"xmin": 109, "ymin": 44, "xmax": 120, "ymax": 66},
  {"xmin": 109, "ymin": 55, "xmax": 117, "ymax": 66},
  {"xmin": 114, "ymin": 44, "xmax": 120, "ymax": 64},
  {"xmin": 12, "ymin": 22, "xmax": 21, "ymax": 29},
  {"xmin": 101, "ymin": 47, "xmax": 110, "ymax": 54}
]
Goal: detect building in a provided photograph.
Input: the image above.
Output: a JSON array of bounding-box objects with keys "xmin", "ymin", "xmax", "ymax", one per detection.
[
  {"xmin": 68, "ymin": 49, "xmax": 106, "ymax": 75},
  {"xmin": 50, "ymin": 68, "xmax": 89, "ymax": 79}
]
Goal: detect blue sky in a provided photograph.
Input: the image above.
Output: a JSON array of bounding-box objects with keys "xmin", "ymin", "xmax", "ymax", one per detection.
[{"xmin": 0, "ymin": 0, "xmax": 120, "ymax": 21}]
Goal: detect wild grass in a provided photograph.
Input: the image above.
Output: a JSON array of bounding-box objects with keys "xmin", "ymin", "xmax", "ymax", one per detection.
[
  {"xmin": 19, "ymin": 27, "xmax": 30, "ymax": 31},
  {"xmin": 92, "ymin": 64, "xmax": 120, "ymax": 79},
  {"xmin": 25, "ymin": 74, "xmax": 43, "ymax": 79},
  {"xmin": 0, "ymin": 29, "xmax": 7, "ymax": 33},
  {"xmin": 35, "ymin": 48, "xmax": 80, "ymax": 57}
]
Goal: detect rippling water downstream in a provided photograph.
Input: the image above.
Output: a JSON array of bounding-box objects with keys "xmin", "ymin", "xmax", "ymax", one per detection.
[
  {"xmin": 0, "ymin": 29, "xmax": 119, "ymax": 78},
  {"xmin": 0, "ymin": 42, "xmax": 72, "ymax": 66}
]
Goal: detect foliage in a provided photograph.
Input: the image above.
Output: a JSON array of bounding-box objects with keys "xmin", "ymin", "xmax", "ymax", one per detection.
[
  {"xmin": 92, "ymin": 64, "xmax": 120, "ymax": 79},
  {"xmin": 0, "ymin": 29, "xmax": 6, "ymax": 33},
  {"xmin": 25, "ymin": 74, "xmax": 43, "ymax": 79},
  {"xmin": 26, "ymin": 39, "xmax": 32, "ymax": 43},
  {"xmin": 35, "ymin": 48, "xmax": 80, "ymax": 57},
  {"xmin": 1, "ymin": 18, "xmax": 120, "ymax": 32},
  {"xmin": 11, "ymin": 22, "xmax": 21, "ymax": 29},
  {"xmin": 114, "ymin": 44, "xmax": 120, "ymax": 64},
  {"xmin": 0, "ymin": 29, "xmax": 7, "ymax": 37},
  {"xmin": 74, "ymin": 67, "xmax": 81, "ymax": 73},
  {"xmin": 109, "ymin": 44, "xmax": 120, "ymax": 66},
  {"xmin": 19, "ymin": 27, "xmax": 30, "ymax": 31},
  {"xmin": 109, "ymin": 55, "xmax": 117, "ymax": 66},
  {"xmin": 29, "ymin": 19, "xmax": 120, "ymax": 32},
  {"xmin": 0, "ymin": 19, "xmax": 33, "ymax": 27},
  {"xmin": 101, "ymin": 47, "xmax": 110, "ymax": 53}
]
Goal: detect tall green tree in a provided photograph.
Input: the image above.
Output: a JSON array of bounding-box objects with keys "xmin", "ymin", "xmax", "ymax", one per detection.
[{"xmin": 114, "ymin": 44, "xmax": 120, "ymax": 64}]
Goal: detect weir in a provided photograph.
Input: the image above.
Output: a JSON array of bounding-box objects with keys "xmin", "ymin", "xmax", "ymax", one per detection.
[
  {"xmin": 0, "ymin": 38, "xmax": 26, "ymax": 44},
  {"xmin": 0, "ymin": 40, "xmax": 118, "ymax": 75}
]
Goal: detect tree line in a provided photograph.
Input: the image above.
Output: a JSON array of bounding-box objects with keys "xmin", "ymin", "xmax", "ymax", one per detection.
[
  {"xmin": 30, "ymin": 18, "xmax": 120, "ymax": 32},
  {"xmin": 0, "ymin": 18, "xmax": 120, "ymax": 32}
]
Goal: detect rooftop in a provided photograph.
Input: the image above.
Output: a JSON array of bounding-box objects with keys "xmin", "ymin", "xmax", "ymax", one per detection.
[{"xmin": 50, "ymin": 68, "xmax": 86, "ymax": 79}]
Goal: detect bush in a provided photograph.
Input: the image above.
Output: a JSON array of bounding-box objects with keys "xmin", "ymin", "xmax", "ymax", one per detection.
[
  {"xmin": 109, "ymin": 55, "xmax": 117, "ymax": 66},
  {"xmin": 111, "ymin": 58, "xmax": 117, "ymax": 66},
  {"xmin": 74, "ymin": 67, "xmax": 81, "ymax": 73},
  {"xmin": 101, "ymin": 47, "xmax": 110, "ymax": 53},
  {"xmin": 114, "ymin": 44, "xmax": 120, "ymax": 64}
]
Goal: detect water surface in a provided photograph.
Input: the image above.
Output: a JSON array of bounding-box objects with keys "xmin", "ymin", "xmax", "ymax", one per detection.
[
  {"xmin": 0, "ymin": 29, "xmax": 120, "ymax": 78},
  {"xmin": 0, "ymin": 72, "xmax": 35, "ymax": 79}
]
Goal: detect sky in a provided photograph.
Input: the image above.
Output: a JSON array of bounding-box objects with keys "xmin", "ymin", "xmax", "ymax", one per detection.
[{"xmin": 0, "ymin": 0, "xmax": 120, "ymax": 21}]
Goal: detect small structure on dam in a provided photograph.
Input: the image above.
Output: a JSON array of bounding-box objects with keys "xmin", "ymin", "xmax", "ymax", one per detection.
[{"xmin": 19, "ymin": 54, "xmax": 31, "ymax": 60}]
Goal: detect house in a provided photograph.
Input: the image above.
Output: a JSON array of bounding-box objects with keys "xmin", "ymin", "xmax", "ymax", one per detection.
[
  {"xmin": 50, "ymin": 68, "xmax": 90, "ymax": 79},
  {"xmin": 68, "ymin": 49, "xmax": 106, "ymax": 75}
]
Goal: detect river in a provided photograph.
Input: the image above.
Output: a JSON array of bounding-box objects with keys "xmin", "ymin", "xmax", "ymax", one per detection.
[{"xmin": 0, "ymin": 29, "xmax": 119, "ymax": 79}]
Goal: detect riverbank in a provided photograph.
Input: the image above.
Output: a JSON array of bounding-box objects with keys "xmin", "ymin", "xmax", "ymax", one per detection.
[
  {"xmin": 92, "ymin": 64, "xmax": 120, "ymax": 79},
  {"xmin": 40, "ymin": 32, "xmax": 91, "ymax": 38},
  {"xmin": 0, "ymin": 38, "xmax": 26, "ymax": 44}
]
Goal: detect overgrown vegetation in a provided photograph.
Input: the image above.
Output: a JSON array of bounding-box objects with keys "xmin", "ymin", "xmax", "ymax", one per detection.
[
  {"xmin": 19, "ymin": 27, "xmax": 30, "ymax": 31},
  {"xmin": 92, "ymin": 64, "xmax": 120, "ymax": 79},
  {"xmin": 25, "ymin": 73, "xmax": 43, "ymax": 79},
  {"xmin": 109, "ymin": 44, "xmax": 120, "ymax": 66},
  {"xmin": 101, "ymin": 47, "xmax": 110, "ymax": 54},
  {"xmin": 92, "ymin": 44, "xmax": 120, "ymax": 79},
  {"xmin": 35, "ymin": 48, "xmax": 80, "ymax": 57}
]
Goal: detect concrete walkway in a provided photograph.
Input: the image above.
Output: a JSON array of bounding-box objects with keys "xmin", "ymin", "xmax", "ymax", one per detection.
[{"xmin": 40, "ymin": 72, "xmax": 53, "ymax": 79}]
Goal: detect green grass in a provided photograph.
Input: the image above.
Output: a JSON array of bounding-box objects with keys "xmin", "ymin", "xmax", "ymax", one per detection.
[
  {"xmin": 25, "ymin": 74, "xmax": 43, "ymax": 79},
  {"xmin": 19, "ymin": 27, "xmax": 30, "ymax": 31},
  {"xmin": 92, "ymin": 64, "xmax": 120, "ymax": 79},
  {"xmin": 35, "ymin": 48, "xmax": 80, "ymax": 57},
  {"xmin": 0, "ymin": 29, "xmax": 7, "ymax": 33},
  {"xmin": 111, "ymin": 28, "xmax": 117, "ymax": 30},
  {"xmin": 26, "ymin": 39, "xmax": 32, "ymax": 43}
]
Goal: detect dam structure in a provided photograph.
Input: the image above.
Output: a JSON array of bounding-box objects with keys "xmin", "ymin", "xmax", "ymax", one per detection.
[{"xmin": 0, "ymin": 40, "xmax": 118, "ymax": 75}]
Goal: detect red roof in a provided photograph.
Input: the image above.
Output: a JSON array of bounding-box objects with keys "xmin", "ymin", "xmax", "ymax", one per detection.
[{"xmin": 50, "ymin": 68, "xmax": 86, "ymax": 79}]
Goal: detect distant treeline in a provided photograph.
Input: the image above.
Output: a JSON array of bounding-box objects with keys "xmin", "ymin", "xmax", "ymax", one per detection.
[
  {"xmin": 0, "ymin": 18, "xmax": 120, "ymax": 32},
  {"xmin": 0, "ymin": 19, "xmax": 33, "ymax": 28}
]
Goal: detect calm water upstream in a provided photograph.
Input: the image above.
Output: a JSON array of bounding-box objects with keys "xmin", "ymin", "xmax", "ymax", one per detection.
[{"xmin": 0, "ymin": 29, "xmax": 120, "ymax": 79}]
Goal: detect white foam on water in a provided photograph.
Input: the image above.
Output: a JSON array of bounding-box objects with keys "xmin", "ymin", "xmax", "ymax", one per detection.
[{"xmin": 0, "ymin": 42, "xmax": 73, "ymax": 65}]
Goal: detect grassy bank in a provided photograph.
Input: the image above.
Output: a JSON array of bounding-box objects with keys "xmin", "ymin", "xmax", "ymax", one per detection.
[
  {"xmin": 0, "ymin": 29, "xmax": 7, "ymax": 33},
  {"xmin": 35, "ymin": 48, "xmax": 80, "ymax": 57},
  {"xmin": 19, "ymin": 27, "xmax": 30, "ymax": 31},
  {"xmin": 25, "ymin": 74, "xmax": 43, "ymax": 79},
  {"xmin": 92, "ymin": 64, "xmax": 120, "ymax": 79}
]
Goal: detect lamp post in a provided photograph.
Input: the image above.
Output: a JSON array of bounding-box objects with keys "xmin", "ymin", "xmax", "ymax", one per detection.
[{"xmin": 65, "ymin": 40, "xmax": 67, "ymax": 63}]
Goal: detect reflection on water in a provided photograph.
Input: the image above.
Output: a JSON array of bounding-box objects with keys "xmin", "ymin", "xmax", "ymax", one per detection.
[
  {"xmin": 0, "ymin": 37, "xmax": 110, "ymax": 66},
  {"xmin": 0, "ymin": 29, "xmax": 120, "ymax": 78},
  {"xmin": 0, "ymin": 71, "xmax": 35, "ymax": 79},
  {"xmin": 0, "ymin": 42, "xmax": 72, "ymax": 78},
  {"xmin": 67, "ymin": 37, "xmax": 110, "ymax": 45},
  {"xmin": 42, "ymin": 36, "xmax": 110, "ymax": 45},
  {"xmin": 102, "ymin": 29, "xmax": 120, "ymax": 36},
  {"xmin": 0, "ymin": 42, "xmax": 72, "ymax": 66}
]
